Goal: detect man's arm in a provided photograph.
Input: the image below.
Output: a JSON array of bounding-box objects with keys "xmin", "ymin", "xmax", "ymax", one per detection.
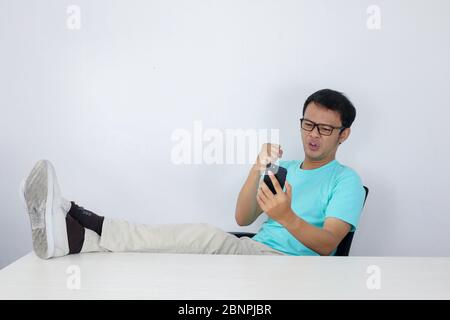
[
  {"xmin": 235, "ymin": 164, "xmax": 264, "ymax": 226},
  {"xmin": 257, "ymin": 172, "xmax": 351, "ymax": 255},
  {"xmin": 235, "ymin": 143, "xmax": 283, "ymax": 226},
  {"xmin": 283, "ymin": 214, "xmax": 351, "ymax": 256}
]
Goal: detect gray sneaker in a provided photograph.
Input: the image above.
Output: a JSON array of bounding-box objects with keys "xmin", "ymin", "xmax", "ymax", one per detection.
[{"xmin": 20, "ymin": 160, "xmax": 69, "ymax": 259}]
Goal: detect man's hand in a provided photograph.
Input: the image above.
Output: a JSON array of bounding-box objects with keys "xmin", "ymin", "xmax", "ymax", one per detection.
[
  {"xmin": 254, "ymin": 143, "xmax": 283, "ymax": 173},
  {"xmin": 256, "ymin": 171, "xmax": 295, "ymax": 226}
]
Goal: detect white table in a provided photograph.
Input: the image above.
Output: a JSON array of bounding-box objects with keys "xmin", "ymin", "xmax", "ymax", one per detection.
[{"xmin": 0, "ymin": 252, "xmax": 449, "ymax": 299}]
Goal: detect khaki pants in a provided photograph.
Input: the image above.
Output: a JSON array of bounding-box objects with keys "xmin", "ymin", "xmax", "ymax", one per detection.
[{"xmin": 81, "ymin": 219, "xmax": 286, "ymax": 256}]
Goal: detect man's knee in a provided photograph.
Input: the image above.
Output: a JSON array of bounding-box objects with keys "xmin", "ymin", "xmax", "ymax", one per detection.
[
  {"xmin": 197, "ymin": 223, "xmax": 236, "ymax": 244},
  {"xmin": 198, "ymin": 223, "xmax": 226, "ymax": 237}
]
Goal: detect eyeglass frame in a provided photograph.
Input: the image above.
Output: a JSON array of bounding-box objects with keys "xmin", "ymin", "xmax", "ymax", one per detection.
[{"xmin": 300, "ymin": 118, "xmax": 346, "ymax": 136}]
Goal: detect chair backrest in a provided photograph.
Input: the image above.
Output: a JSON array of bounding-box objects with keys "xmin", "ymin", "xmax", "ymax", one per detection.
[
  {"xmin": 230, "ymin": 185, "xmax": 369, "ymax": 256},
  {"xmin": 334, "ymin": 185, "xmax": 369, "ymax": 256}
]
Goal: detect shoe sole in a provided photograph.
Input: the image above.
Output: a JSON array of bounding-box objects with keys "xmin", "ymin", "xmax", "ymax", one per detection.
[{"xmin": 22, "ymin": 160, "xmax": 55, "ymax": 259}]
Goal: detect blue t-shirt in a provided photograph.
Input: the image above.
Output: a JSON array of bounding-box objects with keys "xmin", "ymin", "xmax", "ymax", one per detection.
[{"xmin": 252, "ymin": 159, "xmax": 366, "ymax": 256}]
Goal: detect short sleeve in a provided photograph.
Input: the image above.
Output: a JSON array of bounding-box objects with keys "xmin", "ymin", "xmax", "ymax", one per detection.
[{"xmin": 325, "ymin": 171, "xmax": 366, "ymax": 231}]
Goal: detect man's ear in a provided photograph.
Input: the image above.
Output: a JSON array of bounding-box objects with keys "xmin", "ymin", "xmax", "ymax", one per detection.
[{"xmin": 338, "ymin": 127, "xmax": 351, "ymax": 145}]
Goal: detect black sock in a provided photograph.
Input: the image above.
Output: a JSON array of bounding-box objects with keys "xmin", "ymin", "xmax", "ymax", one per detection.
[
  {"xmin": 66, "ymin": 213, "xmax": 85, "ymax": 254},
  {"xmin": 67, "ymin": 201, "xmax": 105, "ymax": 236}
]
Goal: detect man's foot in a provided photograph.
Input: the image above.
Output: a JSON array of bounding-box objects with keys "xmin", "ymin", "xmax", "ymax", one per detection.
[{"xmin": 20, "ymin": 160, "xmax": 70, "ymax": 259}]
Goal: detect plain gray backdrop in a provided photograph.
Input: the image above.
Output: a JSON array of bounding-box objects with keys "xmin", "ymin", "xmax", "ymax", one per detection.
[{"xmin": 1, "ymin": 0, "xmax": 450, "ymax": 269}]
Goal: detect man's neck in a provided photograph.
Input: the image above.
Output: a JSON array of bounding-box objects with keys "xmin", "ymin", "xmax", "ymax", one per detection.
[{"xmin": 301, "ymin": 158, "xmax": 335, "ymax": 170}]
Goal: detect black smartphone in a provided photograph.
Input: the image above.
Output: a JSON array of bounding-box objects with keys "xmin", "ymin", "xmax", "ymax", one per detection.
[{"xmin": 263, "ymin": 163, "xmax": 288, "ymax": 194}]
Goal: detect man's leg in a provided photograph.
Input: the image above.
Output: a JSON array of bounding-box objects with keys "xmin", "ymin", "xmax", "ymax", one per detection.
[
  {"xmin": 68, "ymin": 201, "xmax": 284, "ymax": 255},
  {"xmin": 22, "ymin": 160, "xmax": 285, "ymax": 259},
  {"xmin": 97, "ymin": 219, "xmax": 284, "ymax": 255}
]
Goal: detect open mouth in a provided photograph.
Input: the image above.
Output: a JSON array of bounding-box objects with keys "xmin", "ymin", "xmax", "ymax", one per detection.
[{"xmin": 308, "ymin": 142, "xmax": 320, "ymax": 151}]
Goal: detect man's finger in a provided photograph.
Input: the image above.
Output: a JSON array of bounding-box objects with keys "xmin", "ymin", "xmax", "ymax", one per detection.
[
  {"xmin": 259, "ymin": 156, "xmax": 269, "ymax": 166},
  {"xmin": 260, "ymin": 182, "xmax": 274, "ymax": 200},
  {"xmin": 270, "ymin": 146, "xmax": 282, "ymax": 157},
  {"xmin": 256, "ymin": 194, "xmax": 266, "ymax": 210},
  {"xmin": 268, "ymin": 155, "xmax": 279, "ymax": 163},
  {"xmin": 268, "ymin": 171, "xmax": 283, "ymax": 194},
  {"xmin": 259, "ymin": 185, "xmax": 272, "ymax": 203},
  {"xmin": 265, "ymin": 144, "xmax": 272, "ymax": 156}
]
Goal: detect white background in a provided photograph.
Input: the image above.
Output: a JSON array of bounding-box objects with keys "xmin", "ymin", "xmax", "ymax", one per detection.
[{"xmin": 1, "ymin": 0, "xmax": 449, "ymax": 268}]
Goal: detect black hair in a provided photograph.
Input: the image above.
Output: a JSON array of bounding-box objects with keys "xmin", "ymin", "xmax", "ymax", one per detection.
[{"xmin": 303, "ymin": 89, "xmax": 356, "ymax": 128}]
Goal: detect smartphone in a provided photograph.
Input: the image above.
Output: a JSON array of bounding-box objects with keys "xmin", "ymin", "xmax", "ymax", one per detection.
[{"xmin": 263, "ymin": 163, "xmax": 288, "ymax": 194}]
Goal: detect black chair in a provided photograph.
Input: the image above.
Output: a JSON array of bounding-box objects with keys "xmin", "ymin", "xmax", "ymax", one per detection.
[{"xmin": 229, "ymin": 185, "xmax": 369, "ymax": 256}]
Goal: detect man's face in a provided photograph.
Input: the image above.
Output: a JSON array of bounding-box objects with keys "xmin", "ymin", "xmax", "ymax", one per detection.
[{"xmin": 301, "ymin": 102, "xmax": 350, "ymax": 163}]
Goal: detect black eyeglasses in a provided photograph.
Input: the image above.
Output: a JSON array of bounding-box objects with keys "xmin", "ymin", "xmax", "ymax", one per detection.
[{"xmin": 300, "ymin": 118, "xmax": 345, "ymax": 136}]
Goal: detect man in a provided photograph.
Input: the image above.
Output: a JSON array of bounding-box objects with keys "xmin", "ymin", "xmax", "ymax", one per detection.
[{"xmin": 21, "ymin": 89, "xmax": 365, "ymax": 259}]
